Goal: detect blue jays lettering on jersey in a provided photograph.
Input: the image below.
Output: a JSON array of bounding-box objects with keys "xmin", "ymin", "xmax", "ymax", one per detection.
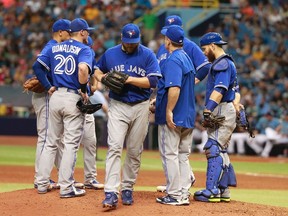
[
  {"xmin": 156, "ymin": 38, "xmax": 210, "ymax": 73},
  {"xmin": 155, "ymin": 49, "xmax": 196, "ymax": 128},
  {"xmin": 96, "ymin": 44, "xmax": 161, "ymax": 102},
  {"xmin": 205, "ymin": 54, "xmax": 237, "ymax": 104},
  {"xmin": 37, "ymin": 39, "xmax": 93, "ymax": 90}
]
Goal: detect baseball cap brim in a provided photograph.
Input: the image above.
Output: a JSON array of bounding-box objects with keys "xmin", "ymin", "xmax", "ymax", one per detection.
[
  {"xmin": 84, "ymin": 27, "xmax": 95, "ymax": 33},
  {"xmin": 86, "ymin": 27, "xmax": 95, "ymax": 31},
  {"xmin": 70, "ymin": 27, "xmax": 95, "ymax": 33},
  {"xmin": 122, "ymin": 37, "xmax": 140, "ymax": 43},
  {"xmin": 160, "ymin": 28, "xmax": 168, "ymax": 35},
  {"xmin": 214, "ymin": 40, "xmax": 228, "ymax": 45}
]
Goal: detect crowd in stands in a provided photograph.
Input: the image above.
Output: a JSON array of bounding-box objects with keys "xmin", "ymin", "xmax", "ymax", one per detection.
[
  {"xmin": 0, "ymin": 0, "xmax": 155, "ymax": 86},
  {"xmin": 0, "ymin": 0, "xmax": 287, "ymax": 155}
]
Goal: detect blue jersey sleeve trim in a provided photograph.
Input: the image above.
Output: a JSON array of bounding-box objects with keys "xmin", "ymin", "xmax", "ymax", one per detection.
[
  {"xmin": 79, "ymin": 62, "xmax": 92, "ymax": 74},
  {"xmin": 196, "ymin": 61, "xmax": 210, "ymax": 71},
  {"xmin": 215, "ymin": 84, "xmax": 228, "ymax": 90},
  {"xmin": 147, "ymin": 73, "xmax": 162, "ymax": 78},
  {"xmin": 37, "ymin": 59, "xmax": 50, "ymax": 71},
  {"xmin": 214, "ymin": 86, "xmax": 226, "ymax": 95}
]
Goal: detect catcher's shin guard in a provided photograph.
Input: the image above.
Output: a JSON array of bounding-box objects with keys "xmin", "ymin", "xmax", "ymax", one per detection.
[
  {"xmin": 219, "ymin": 163, "xmax": 237, "ymax": 188},
  {"xmin": 194, "ymin": 139, "xmax": 224, "ymax": 202},
  {"xmin": 219, "ymin": 150, "xmax": 237, "ymax": 188}
]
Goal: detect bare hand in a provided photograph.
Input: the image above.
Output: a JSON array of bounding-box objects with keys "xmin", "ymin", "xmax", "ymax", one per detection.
[
  {"xmin": 149, "ymin": 98, "xmax": 156, "ymax": 113},
  {"xmin": 80, "ymin": 92, "xmax": 89, "ymax": 104},
  {"xmin": 48, "ymin": 86, "xmax": 56, "ymax": 96},
  {"xmin": 166, "ymin": 110, "xmax": 176, "ymax": 130}
]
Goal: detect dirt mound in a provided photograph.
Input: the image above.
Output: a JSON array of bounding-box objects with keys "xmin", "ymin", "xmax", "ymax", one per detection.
[{"xmin": 1, "ymin": 189, "xmax": 287, "ymax": 216}]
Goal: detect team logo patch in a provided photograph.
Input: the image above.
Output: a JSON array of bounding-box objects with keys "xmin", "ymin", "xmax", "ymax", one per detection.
[
  {"xmin": 126, "ymin": 30, "xmax": 136, "ymax": 38},
  {"xmin": 167, "ymin": 18, "xmax": 175, "ymax": 24}
]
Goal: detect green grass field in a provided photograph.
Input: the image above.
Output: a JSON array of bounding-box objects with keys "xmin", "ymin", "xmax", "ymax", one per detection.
[{"xmin": 0, "ymin": 145, "xmax": 287, "ymax": 208}]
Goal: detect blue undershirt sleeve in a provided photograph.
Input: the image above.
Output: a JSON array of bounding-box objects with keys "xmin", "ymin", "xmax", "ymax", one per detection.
[
  {"xmin": 147, "ymin": 76, "xmax": 159, "ymax": 88},
  {"xmin": 33, "ymin": 61, "xmax": 52, "ymax": 90},
  {"xmin": 195, "ymin": 63, "xmax": 211, "ymax": 81}
]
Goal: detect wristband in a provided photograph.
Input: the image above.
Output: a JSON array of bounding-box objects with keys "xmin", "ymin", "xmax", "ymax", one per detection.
[
  {"xmin": 80, "ymin": 83, "xmax": 87, "ymax": 94},
  {"xmin": 206, "ymin": 99, "xmax": 218, "ymax": 112}
]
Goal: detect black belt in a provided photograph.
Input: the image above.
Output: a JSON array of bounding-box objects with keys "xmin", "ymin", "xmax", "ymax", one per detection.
[
  {"xmin": 57, "ymin": 87, "xmax": 79, "ymax": 95},
  {"xmin": 221, "ymin": 100, "xmax": 233, "ymax": 103},
  {"xmin": 121, "ymin": 99, "xmax": 148, "ymax": 106}
]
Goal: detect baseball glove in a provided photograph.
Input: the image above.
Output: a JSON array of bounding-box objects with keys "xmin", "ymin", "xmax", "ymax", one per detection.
[
  {"xmin": 23, "ymin": 76, "xmax": 45, "ymax": 93},
  {"xmin": 201, "ymin": 111, "xmax": 225, "ymax": 129},
  {"xmin": 101, "ymin": 71, "xmax": 129, "ymax": 94},
  {"xmin": 237, "ymin": 108, "xmax": 255, "ymax": 138},
  {"xmin": 76, "ymin": 99, "xmax": 102, "ymax": 114}
]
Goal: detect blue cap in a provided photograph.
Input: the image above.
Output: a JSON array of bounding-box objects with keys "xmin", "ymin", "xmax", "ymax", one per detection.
[
  {"xmin": 162, "ymin": 25, "xmax": 184, "ymax": 45},
  {"xmin": 70, "ymin": 18, "xmax": 95, "ymax": 33},
  {"xmin": 200, "ymin": 32, "xmax": 227, "ymax": 46},
  {"xmin": 121, "ymin": 23, "xmax": 141, "ymax": 43},
  {"xmin": 52, "ymin": 19, "xmax": 71, "ymax": 32},
  {"xmin": 161, "ymin": 15, "xmax": 182, "ymax": 35},
  {"xmin": 87, "ymin": 36, "xmax": 93, "ymax": 47}
]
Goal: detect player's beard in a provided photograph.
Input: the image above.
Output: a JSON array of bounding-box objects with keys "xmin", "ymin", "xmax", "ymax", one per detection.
[
  {"xmin": 206, "ymin": 47, "xmax": 216, "ymax": 62},
  {"xmin": 83, "ymin": 37, "xmax": 88, "ymax": 45},
  {"xmin": 122, "ymin": 43, "xmax": 139, "ymax": 54}
]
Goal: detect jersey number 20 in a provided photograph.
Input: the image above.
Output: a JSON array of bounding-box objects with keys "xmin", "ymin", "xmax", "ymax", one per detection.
[{"xmin": 54, "ymin": 54, "xmax": 76, "ymax": 75}]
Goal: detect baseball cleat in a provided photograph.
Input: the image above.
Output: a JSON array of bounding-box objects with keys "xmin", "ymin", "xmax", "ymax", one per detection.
[
  {"xmin": 156, "ymin": 178, "xmax": 195, "ymax": 193},
  {"xmin": 34, "ymin": 179, "xmax": 59, "ymax": 189},
  {"xmin": 49, "ymin": 179, "xmax": 60, "ymax": 189},
  {"xmin": 220, "ymin": 188, "xmax": 230, "ymax": 202},
  {"xmin": 121, "ymin": 190, "xmax": 134, "ymax": 205},
  {"xmin": 156, "ymin": 195, "xmax": 184, "ymax": 205},
  {"xmin": 156, "ymin": 185, "xmax": 166, "ymax": 192},
  {"xmin": 60, "ymin": 188, "xmax": 86, "ymax": 198},
  {"xmin": 74, "ymin": 181, "xmax": 85, "ymax": 189},
  {"xmin": 37, "ymin": 184, "xmax": 53, "ymax": 194},
  {"xmin": 102, "ymin": 192, "xmax": 118, "ymax": 209},
  {"xmin": 84, "ymin": 179, "xmax": 104, "ymax": 190},
  {"xmin": 193, "ymin": 189, "xmax": 221, "ymax": 202},
  {"xmin": 181, "ymin": 197, "xmax": 190, "ymax": 205}
]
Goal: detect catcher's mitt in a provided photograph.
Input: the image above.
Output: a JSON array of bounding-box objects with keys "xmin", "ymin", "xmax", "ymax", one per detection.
[
  {"xmin": 237, "ymin": 108, "xmax": 255, "ymax": 138},
  {"xmin": 201, "ymin": 111, "xmax": 225, "ymax": 129},
  {"xmin": 23, "ymin": 76, "xmax": 45, "ymax": 93},
  {"xmin": 76, "ymin": 99, "xmax": 102, "ymax": 114},
  {"xmin": 101, "ymin": 71, "xmax": 129, "ymax": 94}
]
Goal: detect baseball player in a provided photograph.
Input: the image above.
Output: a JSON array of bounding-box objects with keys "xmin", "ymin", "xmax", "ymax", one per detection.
[
  {"xmin": 193, "ymin": 32, "xmax": 237, "ymax": 202},
  {"xmin": 80, "ymin": 36, "xmax": 104, "ymax": 190},
  {"xmin": 94, "ymin": 23, "xmax": 161, "ymax": 208},
  {"xmin": 35, "ymin": 18, "xmax": 94, "ymax": 198},
  {"xmin": 32, "ymin": 19, "xmax": 71, "ymax": 189},
  {"xmin": 89, "ymin": 82, "xmax": 108, "ymax": 162},
  {"xmin": 155, "ymin": 25, "xmax": 196, "ymax": 206},
  {"xmin": 156, "ymin": 15, "xmax": 211, "ymax": 193}
]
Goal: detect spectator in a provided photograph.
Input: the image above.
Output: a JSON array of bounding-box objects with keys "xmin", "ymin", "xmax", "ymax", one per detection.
[
  {"xmin": 228, "ymin": 126, "xmax": 247, "ymax": 155},
  {"xmin": 247, "ymin": 112, "xmax": 280, "ymax": 156},
  {"xmin": 142, "ymin": 7, "xmax": 158, "ymax": 45},
  {"xmin": 261, "ymin": 112, "xmax": 288, "ymax": 157}
]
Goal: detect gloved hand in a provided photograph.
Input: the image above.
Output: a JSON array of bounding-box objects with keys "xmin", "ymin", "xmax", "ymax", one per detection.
[{"xmin": 201, "ymin": 111, "xmax": 225, "ymax": 129}]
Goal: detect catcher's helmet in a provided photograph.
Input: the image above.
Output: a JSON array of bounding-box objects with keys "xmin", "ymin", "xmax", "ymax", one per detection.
[{"xmin": 199, "ymin": 32, "xmax": 227, "ymax": 47}]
